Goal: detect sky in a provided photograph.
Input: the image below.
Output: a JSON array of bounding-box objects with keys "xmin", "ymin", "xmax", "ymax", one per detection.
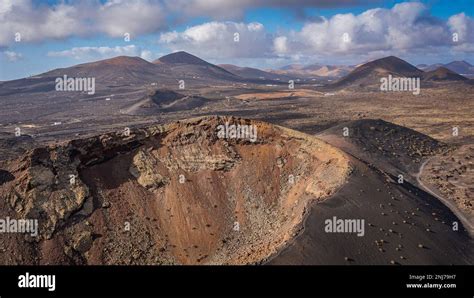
[{"xmin": 0, "ymin": 0, "xmax": 473, "ymax": 80}]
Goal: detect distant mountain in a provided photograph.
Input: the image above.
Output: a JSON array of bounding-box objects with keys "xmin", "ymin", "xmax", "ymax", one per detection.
[
  {"xmin": 305, "ymin": 65, "xmax": 353, "ymax": 78},
  {"xmin": 155, "ymin": 51, "xmax": 211, "ymax": 65},
  {"xmin": 419, "ymin": 61, "xmax": 474, "ymax": 77},
  {"xmin": 0, "ymin": 52, "xmax": 248, "ymax": 95},
  {"xmin": 279, "ymin": 64, "xmax": 305, "ymax": 71},
  {"xmin": 153, "ymin": 51, "xmax": 240, "ymax": 81},
  {"xmin": 418, "ymin": 63, "xmax": 443, "ymax": 71},
  {"xmin": 332, "ymin": 56, "xmax": 423, "ymax": 88},
  {"xmin": 271, "ymin": 63, "xmax": 353, "ymax": 79},
  {"xmin": 422, "ymin": 67, "xmax": 468, "ymax": 81},
  {"xmin": 0, "ymin": 56, "xmax": 168, "ymax": 95},
  {"xmin": 42, "ymin": 56, "xmax": 164, "ymax": 84},
  {"xmin": 219, "ymin": 64, "xmax": 293, "ymax": 81},
  {"xmin": 444, "ymin": 61, "xmax": 474, "ymax": 76}
]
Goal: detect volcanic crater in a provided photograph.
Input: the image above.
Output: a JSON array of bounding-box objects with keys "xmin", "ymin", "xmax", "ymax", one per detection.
[{"xmin": 0, "ymin": 116, "xmax": 351, "ymax": 265}]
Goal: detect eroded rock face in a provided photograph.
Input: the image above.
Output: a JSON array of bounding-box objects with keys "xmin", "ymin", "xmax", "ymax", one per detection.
[
  {"xmin": 129, "ymin": 149, "xmax": 169, "ymax": 191},
  {"xmin": 72, "ymin": 231, "xmax": 94, "ymax": 253},
  {"xmin": 0, "ymin": 116, "xmax": 351, "ymax": 265},
  {"xmin": 4, "ymin": 147, "xmax": 89, "ymax": 239}
]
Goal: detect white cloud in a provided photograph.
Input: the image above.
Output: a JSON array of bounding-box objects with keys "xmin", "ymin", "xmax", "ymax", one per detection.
[
  {"xmin": 154, "ymin": 2, "xmax": 474, "ymax": 65},
  {"xmin": 139, "ymin": 50, "xmax": 155, "ymax": 61},
  {"xmin": 247, "ymin": 22, "xmax": 264, "ymax": 32},
  {"xmin": 0, "ymin": 0, "xmax": 167, "ymax": 46},
  {"xmin": 449, "ymin": 13, "xmax": 469, "ymax": 40},
  {"xmin": 273, "ymin": 36, "xmax": 288, "ymax": 54},
  {"xmin": 159, "ymin": 21, "xmax": 271, "ymax": 59},
  {"xmin": 159, "ymin": 31, "xmax": 180, "ymax": 43},
  {"xmin": 0, "ymin": 0, "xmax": 380, "ymax": 47},
  {"xmin": 448, "ymin": 13, "xmax": 474, "ymax": 52},
  {"xmin": 0, "ymin": 1, "xmax": 85, "ymax": 46},
  {"xmin": 47, "ymin": 45, "xmax": 155, "ymax": 61},
  {"xmin": 97, "ymin": 0, "xmax": 166, "ymax": 38},
  {"xmin": 1, "ymin": 1, "xmax": 474, "ymax": 65},
  {"xmin": 275, "ymin": 2, "xmax": 474, "ymax": 58},
  {"xmin": 3, "ymin": 50, "xmax": 23, "ymax": 61}
]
